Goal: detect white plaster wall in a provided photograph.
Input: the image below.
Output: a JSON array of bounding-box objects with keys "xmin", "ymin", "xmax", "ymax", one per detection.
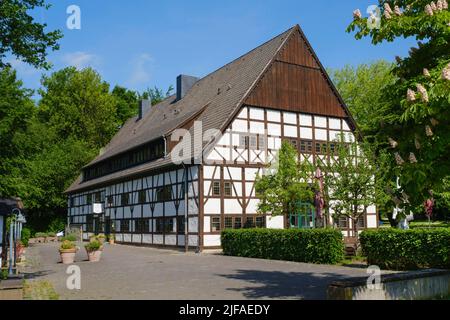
[
  {"xmin": 204, "ymin": 199, "xmax": 220, "ymax": 214},
  {"xmin": 204, "ymin": 235, "xmax": 221, "ymax": 247},
  {"xmin": 266, "ymin": 215, "xmax": 284, "ymax": 229}
]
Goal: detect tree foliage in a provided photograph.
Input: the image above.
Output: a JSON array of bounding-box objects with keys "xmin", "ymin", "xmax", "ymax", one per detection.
[
  {"xmin": 255, "ymin": 141, "xmax": 316, "ymax": 216},
  {"xmin": 348, "ymin": 1, "xmax": 450, "ymax": 210},
  {"xmin": 0, "ymin": 0, "xmax": 62, "ymax": 69}
]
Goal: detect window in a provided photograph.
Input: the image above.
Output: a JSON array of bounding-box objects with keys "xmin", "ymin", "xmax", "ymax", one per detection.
[
  {"xmin": 212, "ymin": 181, "xmax": 221, "ymax": 196},
  {"xmin": 138, "ymin": 190, "xmax": 146, "ymax": 204},
  {"xmin": 156, "ymin": 186, "xmax": 172, "ymax": 202},
  {"xmin": 86, "ymin": 215, "xmax": 94, "ymax": 232},
  {"xmin": 155, "ymin": 218, "xmax": 164, "ymax": 233},
  {"xmin": 224, "ymin": 182, "xmax": 232, "ymax": 196},
  {"xmin": 177, "ymin": 216, "xmax": 185, "ymax": 233},
  {"xmin": 94, "ymin": 192, "xmax": 101, "ymax": 203},
  {"xmin": 86, "ymin": 194, "xmax": 92, "ymax": 205},
  {"xmin": 135, "ymin": 219, "xmax": 149, "ymax": 233},
  {"xmin": 356, "ymin": 216, "xmax": 366, "ymax": 229},
  {"xmin": 300, "ymin": 140, "xmax": 313, "ymax": 153},
  {"xmin": 258, "ymin": 135, "xmax": 266, "ymax": 150},
  {"xmin": 224, "ymin": 217, "xmax": 233, "ymax": 229},
  {"xmin": 255, "ymin": 216, "xmax": 265, "ymax": 228},
  {"xmin": 337, "ymin": 217, "xmax": 348, "ymax": 228},
  {"xmin": 120, "ymin": 220, "xmax": 130, "ymax": 232},
  {"xmin": 315, "ymin": 142, "xmax": 328, "ymax": 154},
  {"xmin": 245, "ymin": 217, "xmax": 255, "ymax": 228},
  {"xmin": 121, "ymin": 193, "xmax": 130, "ymax": 206},
  {"xmin": 234, "ymin": 217, "xmax": 242, "ymax": 229},
  {"xmin": 211, "ymin": 217, "xmax": 221, "ymax": 232},
  {"xmin": 107, "ymin": 195, "xmax": 114, "ymax": 207},
  {"xmin": 69, "ymin": 197, "xmax": 75, "ymax": 207},
  {"xmin": 239, "ymin": 134, "xmax": 257, "ymax": 149},
  {"xmin": 165, "ymin": 218, "xmax": 174, "ymax": 233}
]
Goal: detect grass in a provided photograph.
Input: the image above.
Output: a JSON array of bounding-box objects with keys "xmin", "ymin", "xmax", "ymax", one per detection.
[
  {"xmin": 23, "ymin": 280, "xmax": 59, "ymax": 300},
  {"xmin": 340, "ymin": 255, "xmax": 367, "ymax": 267}
]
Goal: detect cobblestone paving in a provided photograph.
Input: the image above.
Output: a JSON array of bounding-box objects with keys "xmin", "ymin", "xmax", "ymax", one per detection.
[{"xmin": 21, "ymin": 242, "xmax": 379, "ymax": 300}]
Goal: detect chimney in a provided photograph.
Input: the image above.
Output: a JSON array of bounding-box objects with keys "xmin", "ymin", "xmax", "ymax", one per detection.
[
  {"xmin": 176, "ymin": 74, "xmax": 199, "ymax": 101},
  {"xmin": 138, "ymin": 99, "xmax": 151, "ymax": 120}
]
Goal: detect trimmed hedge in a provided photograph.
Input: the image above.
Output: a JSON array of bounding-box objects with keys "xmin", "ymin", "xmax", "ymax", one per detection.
[
  {"xmin": 360, "ymin": 228, "xmax": 450, "ymax": 270},
  {"xmin": 221, "ymin": 228, "xmax": 344, "ymax": 264}
]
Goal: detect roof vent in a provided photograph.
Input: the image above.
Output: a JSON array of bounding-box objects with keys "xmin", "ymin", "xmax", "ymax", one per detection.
[
  {"xmin": 138, "ymin": 99, "xmax": 151, "ymax": 120},
  {"xmin": 176, "ymin": 74, "xmax": 199, "ymax": 101}
]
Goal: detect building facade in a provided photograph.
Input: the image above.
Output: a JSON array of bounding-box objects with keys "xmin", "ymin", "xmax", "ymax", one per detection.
[{"xmin": 66, "ymin": 25, "xmax": 377, "ymax": 250}]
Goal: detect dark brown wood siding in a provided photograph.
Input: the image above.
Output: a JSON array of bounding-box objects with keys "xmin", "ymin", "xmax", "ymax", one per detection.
[{"xmin": 245, "ymin": 30, "xmax": 346, "ymax": 118}]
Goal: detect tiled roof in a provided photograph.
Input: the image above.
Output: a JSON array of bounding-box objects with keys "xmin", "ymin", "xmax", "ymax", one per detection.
[{"xmin": 66, "ymin": 26, "xmax": 296, "ymax": 193}]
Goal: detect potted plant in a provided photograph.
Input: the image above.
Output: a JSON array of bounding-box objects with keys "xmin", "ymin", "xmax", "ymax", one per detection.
[
  {"xmin": 59, "ymin": 240, "xmax": 77, "ymax": 264},
  {"xmin": 85, "ymin": 240, "xmax": 103, "ymax": 262},
  {"xmin": 108, "ymin": 233, "xmax": 115, "ymax": 245},
  {"xmin": 97, "ymin": 233, "xmax": 106, "ymax": 245}
]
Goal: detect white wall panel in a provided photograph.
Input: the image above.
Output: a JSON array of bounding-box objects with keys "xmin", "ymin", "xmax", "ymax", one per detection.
[
  {"xmin": 204, "ymin": 235, "xmax": 221, "ymax": 247},
  {"xmin": 283, "ymin": 112, "xmax": 297, "ymax": 124},
  {"xmin": 267, "ymin": 110, "xmax": 281, "ymax": 122},
  {"xmin": 204, "ymin": 216, "xmax": 211, "ymax": 233},
  {"xmin": 204, "ymin": 199, "xmax": 221, "ymax": 214},
  {"xmin": 249, "ymin": 107, "xmax": 264, "ymax": 120},
  {"xmin": 224, "ymin": 199, "xmax": 241, "ymax": 214},
  {"xmin": 267, "ymin": 215, "xmax": 284, "ymax": 229},
  {"xmin": 300, "ymin": 127, "xmax": 313, "ymax": 139}
]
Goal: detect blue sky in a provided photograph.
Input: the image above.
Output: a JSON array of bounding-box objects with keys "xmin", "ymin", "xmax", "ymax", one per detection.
[{"xmin": 10, "ymin": 0, "xmax": 417, "ymax": 97}]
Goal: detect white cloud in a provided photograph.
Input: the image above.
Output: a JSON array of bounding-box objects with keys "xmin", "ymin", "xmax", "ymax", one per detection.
[
  {"xmin": 6, "ymin": 58, "xmax": 39, "ymax": 76},
  {"xmin": 128, "ymin": 53, "xmax": 153, "ymax": 85},
  {"xmin": 61, "ymin": 51, "xmax": 99, "ymax": 69}
]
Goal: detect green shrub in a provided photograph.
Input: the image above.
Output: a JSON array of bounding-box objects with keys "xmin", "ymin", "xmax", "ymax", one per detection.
[
  {"xmin": 35, "ymin": 232, "xmax": 47, "ymax": 238},
  {"xmin": 61, "ymin": 234, "xmax": 77, "ymax": 242},
  {"xmin": 59, "ymin": 240, "xmax": 76, "ymax": 251},
  {"xmin": 46, "ymin": 232, "xmax": 56, "ymax": 237},
  {"xmin": 221, "ymin": 228, "xmax": 344, "ymax": 264},
  {"xmin": 360, "ymin": 229, "xmax": 450, "ymax": 270},
  {"xmin": 85, "ymin": 240, "xmax": 102, "ymax": 251},
  {"xmin": 21, "ymin": 228, "xmax": 31, "ymax": 247}
]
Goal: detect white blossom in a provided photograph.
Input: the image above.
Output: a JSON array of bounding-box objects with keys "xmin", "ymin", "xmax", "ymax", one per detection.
[
  {"xmin": 407, "ymin": 88, "xmax": 416, "ymax": 102},
  {"xmin": 416, "ymin": 84, "xmax": 429, "ymax": 102},
  {"xmin": 394, "ymin": 5, "xmax": 402, "ymax": 15},
  {"xmin": 353, "ymin": 9, "xmax": 362, "ymax": 19},
  {"xmin": 384, "ymin": 3, "xmax": 393, "ymax": 14},
  {"xmin": 425, "ymin": 4, "xmax": 434, "ymax": 15},
  {"xmin": 384, "ymin": 10, "xmax": 392, "ymax": 19},
  {"xmin": 442, "ymin": 64, "xmax": 450, "ymax": 80},
  {"xmin": 395, "ymin": 153, "xmax": 405, "ymax": 165},
  {"xmin": 444, "ymin": 0, "xmax": 449, "ymax": 9},
  {"xmin": 430, "ymin": 1, "xmax": 437, "ymax": 11},
  {"xmin": 388, "ymin": 138, "xmax": 398, "ymax": 148},
  {"xmin": 437, "ymin": 0, "xmax": 444, "ymax": 10},
  {"xmin": 426, "ymin": 125, "xmax": 434, "ymax": 137},
  {"xmin": 423, "ymin": 68, "xmax": 431, "ymax": 77},
  {"xmin": 409, "ymin": 153, "xmax": 418, "ymax": 163}
]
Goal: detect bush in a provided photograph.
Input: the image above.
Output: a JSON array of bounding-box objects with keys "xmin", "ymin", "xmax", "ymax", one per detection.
[
  {"xmin": 35, "ymin": 232, "xmax": 47, "ymax": 238},
  {"xmin": 85, "ymin": 240, "xmax": 102, "ymax": 251},
  {"xmin": 360, "ymin": 229, "xmax": 450, "ymax": 270},
  {"xmin": 21, "ymin": 228, "xmax": 31, "ymax": 247},
  {"xmin": 46, "ymin": 232, "xmax": 56, "ymax": 237},
  {"xmin": 60, "ymin": 240, "xmax": 76, "ymax": 251},
  {"xmin": 221, "ymin": 228, "xmax": 344, "ymax": 264},
  {"xmin": 61, "ymin": 234, "xmax": 77, "ymax": 242}
]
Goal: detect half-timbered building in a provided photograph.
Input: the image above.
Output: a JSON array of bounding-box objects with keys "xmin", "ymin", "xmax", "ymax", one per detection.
[{"xmin": 65, "ymin": 25, "xmax": 378, "ymax": 250}]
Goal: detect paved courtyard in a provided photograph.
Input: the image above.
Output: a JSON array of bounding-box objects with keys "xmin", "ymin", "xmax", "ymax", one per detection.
[{"xmin": 21, "ymin": 242, "xmax": 378, "ymax": 300}]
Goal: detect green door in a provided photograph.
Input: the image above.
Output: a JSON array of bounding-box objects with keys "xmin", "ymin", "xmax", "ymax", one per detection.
[{"xmin": 289, "ymin": 202, "xmax": 315, "ymax": 229}]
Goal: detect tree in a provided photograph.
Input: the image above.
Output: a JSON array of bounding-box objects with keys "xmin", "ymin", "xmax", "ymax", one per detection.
[
  {"xmin": 255, "ymin": 141, "xmax": 316, "ymax": 217},
  {"xmin": 0, "ymin": 0, "xmax": 62, "ymax": 69},
  {"xmin": 37, "ymin": 67, "xmax": 119, "ymax": 149},
  {"xmin": 319, "ymin": 134, "xmax": 381, "ymax": 247},
  {"xmin": 348, "ymin": 1, "xmax": 450, "ymax": 213},
  {"xmin": 111, "ymin": 85, "xmax": 139, "ymax": 125},
  {"xmin": 329, "ymin": 60, "xmax": 396, "ymax": 137},
  {"xmin": 0, "ymin": 67, "xmax": 36, "ymax": 197},
  {"xmin": 141, "ymin": 85, "xmax": 174, "ymax": 105}
]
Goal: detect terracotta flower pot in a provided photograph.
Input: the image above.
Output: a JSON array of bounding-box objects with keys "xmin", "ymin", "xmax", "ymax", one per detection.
[
  {"xmin": 86, "ymin": 249, "xmax": 102, "ymax": 262},
  {"xmin": 60, "ymin": 249, "xmax": 77, "ymax": 264},
  {"xmin": 109, "ymin": 239, "xmax": 115, "ymax": 245}
]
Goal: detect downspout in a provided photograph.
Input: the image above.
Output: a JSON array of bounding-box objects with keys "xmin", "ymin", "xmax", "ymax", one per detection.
[{"xmin": 182, "ymin": 163, "xmax": 189, "ymax": 253}]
